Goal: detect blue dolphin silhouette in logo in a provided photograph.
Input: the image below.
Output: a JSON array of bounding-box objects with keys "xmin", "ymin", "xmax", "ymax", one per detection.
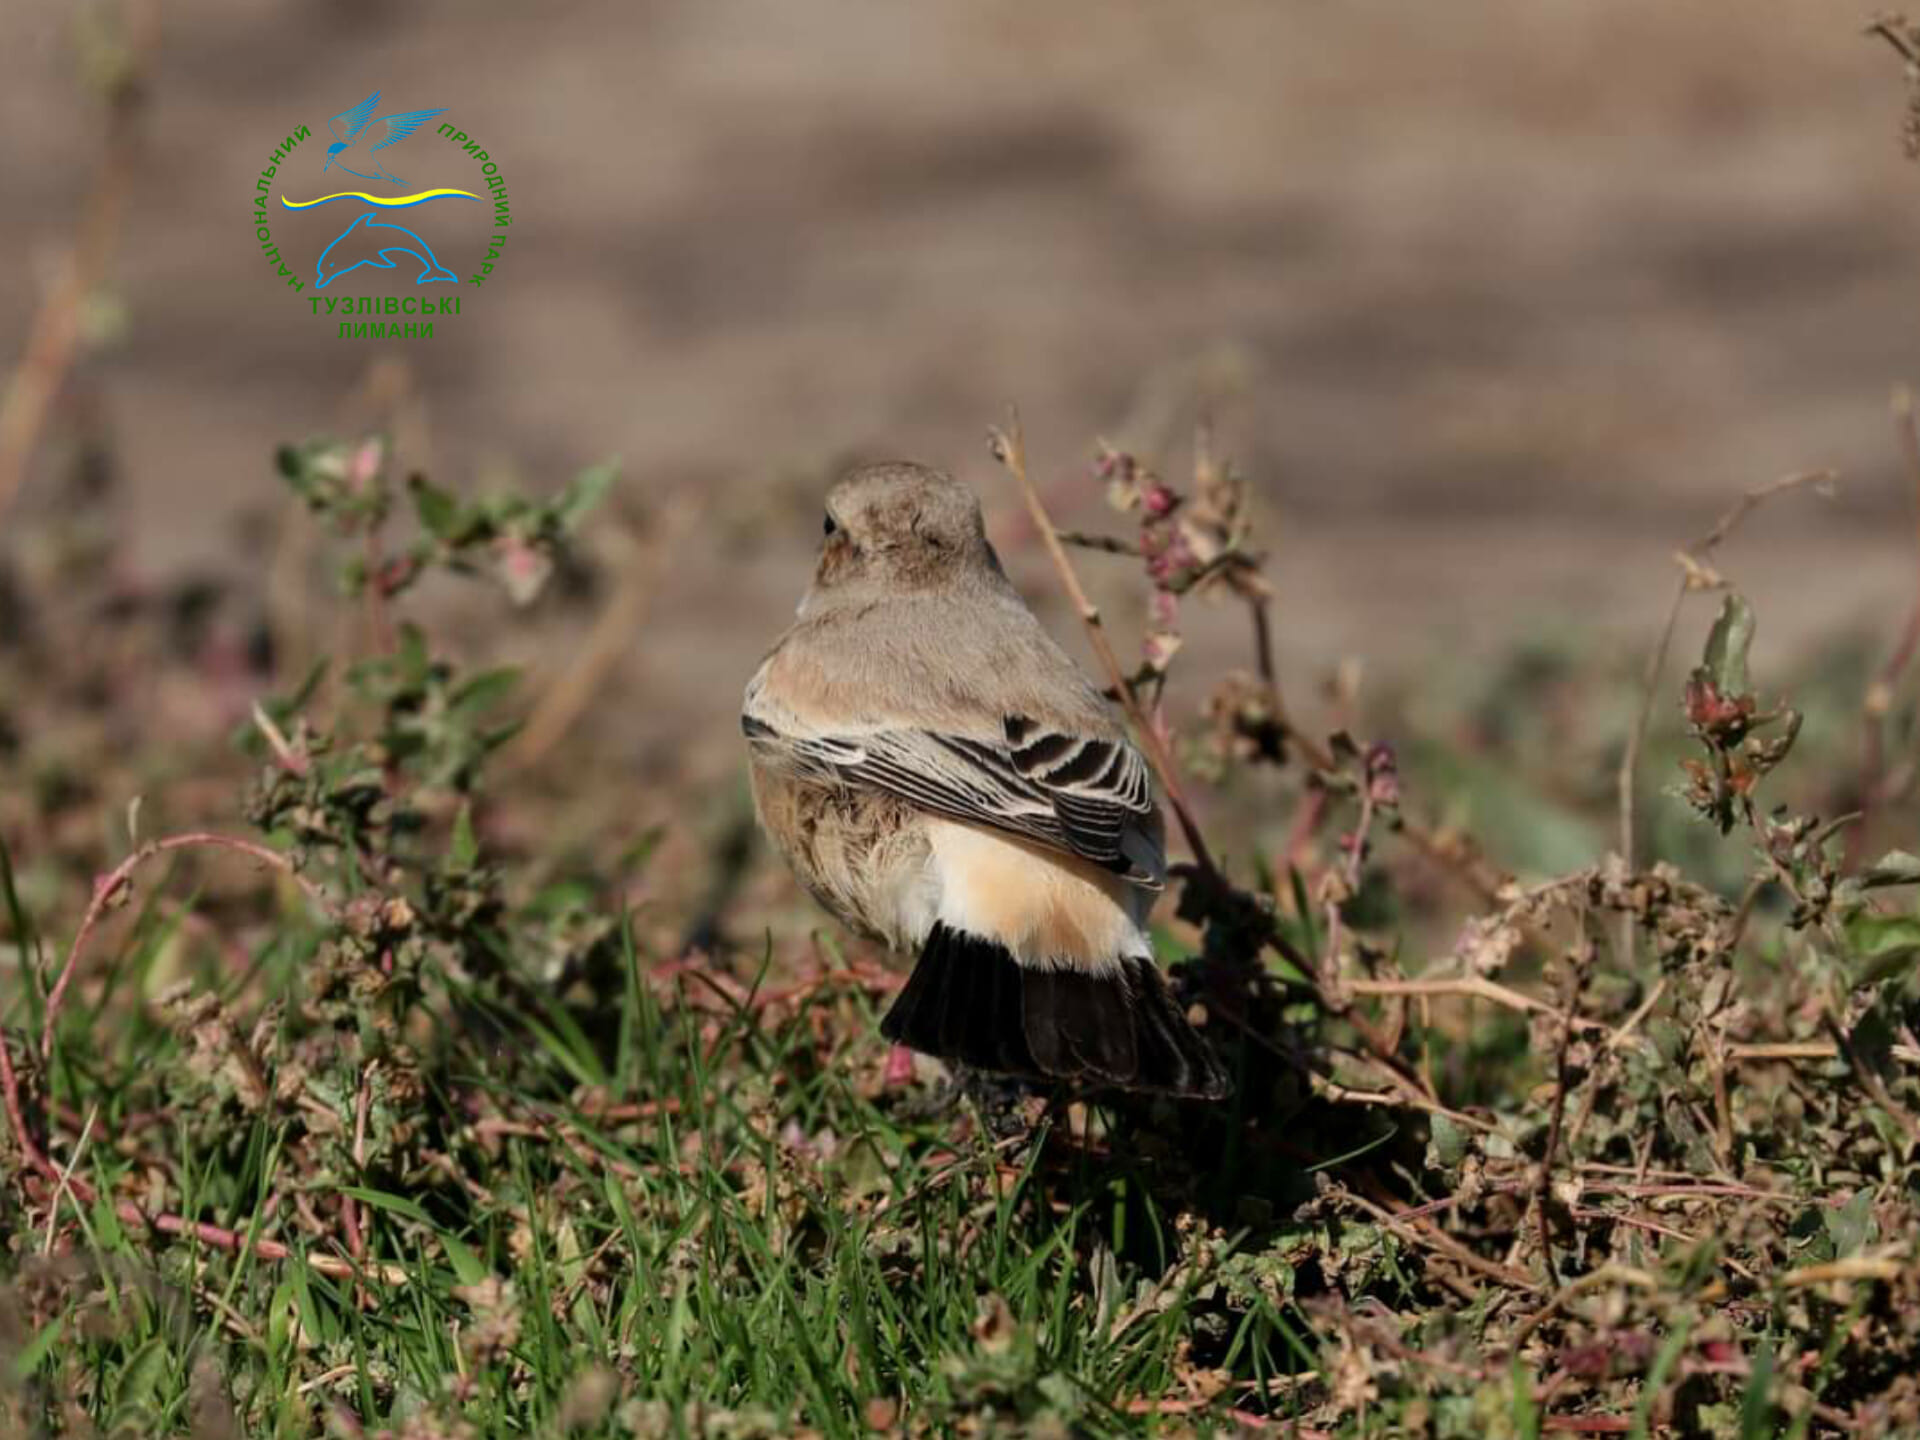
[
  {"xmin": 315, "ymin": 211, "xmax": 459, "ymax": 289},
  {"xmin": 322, "ymin": 91, "xmax": 447, "ymax": 186}
]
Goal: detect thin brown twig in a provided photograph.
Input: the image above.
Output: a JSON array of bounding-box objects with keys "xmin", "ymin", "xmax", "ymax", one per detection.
[
  {"xmin": 1337, "ymin": 973, "xmax": 1601, "ymax": 1029},
  {"xmin": 0, "ymin": 1033, "xmax": 56, "ymax": 1183},
  {"xmin": 1055, "ymin": 530, "xmax": 1141, "ymax": 557},
  {"xmin": 0, "ymin": 0, "xmax": 159, "ymax": 520},
  {"xmin": 1318, "ymin": 764, "xmax": 1378, "ymax": 979},
  {"xmin": 10, "ymin": 1119, "xmax": 409, "ymax": 1284},
  {"xmin": 1606, "ymin": 975, "xmax": 1668, "ymax": 1051},
  {"xmin": 1535, "ymin": 925, "xmax": 1595, "ymax": 1281},
  {"xmin": 497, "ymin": 493, "xmax": 702, "ymax": 777},
  {"xmin": 1855, "ymin": 386, "xmax": 1920, "ymax": 863},
  {"xmin": 1312, "ymin": 1077, "xmax": 1504, "ymax": 1134},
  {"xmin": 1068, "ymin": 443, "xmax": 1507, "ymax": 905},
  {"xmin": 341, "ymin": 1061, "xmax": 377, "ymax": 1269},
  {"xmin": 989, "ymin": 412, "xmax": 1219, "ymax": 881},
  {"xmin": 1508, "ymin": 1264, "xmax": 1660, "ymax": 1353},
  {"xmin": 1730, "ymin": 1040, "xmax": 1920, "ymax": 1064},
  {"xmin": 1777, "ymin": 1255, "xmax": 1908, "ymax": 1289},
  {"xmin": 1342, "ymin": 1186, "xmax": 1540, "ymax": 1293},
  {"xmin": 43, "ymin": 1102, "xmax": 99, "ymax": 1253},
  {"xmin": 1869, "ymin": 15, "xmax": 1920, "ymax": 65},
  {"xmin": 40, "ymin": 831, "xmax": 328, "ymax": 1060},
  {"xmin": 1823, "ymin": 1011, "xmax": 1920, "ymax": 1146}
]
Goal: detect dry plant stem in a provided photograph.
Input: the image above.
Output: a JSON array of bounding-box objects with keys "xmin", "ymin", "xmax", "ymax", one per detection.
[
  {"xmin": 40, "ymin": 832, "xmax": 328, "ymax": 1060},
  {"xmin": 1055, "ymin": 530, "xmax": 1141, "ymax": 557},
  {"xmin": 1314, "ymin": 1077, "xmax": 1502, "ymax": 1135},
  {"xmin": 1508, "ymin": 1264, "xmax": 1660, "ymax": 1354},
  {"xmin": 1338, "ymin": 974, "xmax": 1605, "ymax": 1032},
  {"xmin": 1318, "ymin": 777, "xmax": 1376, "ymax": 980},
  {"xmin": 1823, "ymin": 1012, "xmax": 1920, "ymax": 1145},
  {"xmin": 1614, "ymin": 468, "xmax": 1838, "ymax": 969},
  {"xmin": 1870, "ymin": 16, "xmax": 1920, "ymax": 65},
  {"xmin": 43, "ymin": 1103, "xmax": 99, "ymax": 1253},
  {"xmin": 1055, "ymin": 524, "xmax": 1332, "ymax": 774},
  {"xmin": 989, "ymin": 414, "xmax": 1219, "ymax": 882},
  {"xmin": 1246, "ymin": 589, "xmax": 1334, "ymax": 775},
  {"xmin": 1534, "ymin": 930, "xmax": 1595, "ymax": 1281},
  {"xmin": 498, "ymin": 494, "xmax": 702, "ymax": 776},
  {"xmin": 1238, "ymin": 560, "xmax": 1514, "ymax": 909},
  {"xmin": 1069, "ymin": 493, "xmax": 1504, "ymax": 903},
  {"xmin": 6, "ymin": 1112, "xmax": 408, "ymax": 1284},
  {"xmin": 0, "ymin": 0, "xmax": 158, "ymax": 519},
  {"xmin": 1342, "ymin": 1186, "xmax": 1538, "ymax": 1293},
  {"xmin": 341, "ymin": 1062, "xmax": 378, "ymax": 1271},
  {"xmin": 1855, "ymin": 387, "xmax": 1920, "ymax": 862},
  {"xmin": 1731, "ymin": 1039, "xmax": 1920, "ymax": 1064},
  {"xmin": 0, "ymin": 1035, "xmax": 55, "ymax": 1182}
]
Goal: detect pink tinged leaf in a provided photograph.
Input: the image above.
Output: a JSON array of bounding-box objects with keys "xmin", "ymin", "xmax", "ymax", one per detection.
[
  {"xmin": 491, "ymin": 535, "xmax": 553, "ymax": 606},
  {"xmin": 349, "ymin": 438, "xmax": 385, "ymax": 491}
]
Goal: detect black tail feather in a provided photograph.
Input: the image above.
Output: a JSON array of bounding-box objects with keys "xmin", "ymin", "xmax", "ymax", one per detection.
[{"xmin": 880, "ymin": 924, "xmax": 1228, "ymax": 1100}]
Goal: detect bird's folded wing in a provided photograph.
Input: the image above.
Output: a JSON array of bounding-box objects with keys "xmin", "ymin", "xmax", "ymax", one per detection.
[{"xmin": 743, "ymin": 698, "xmax": 1163, "ymax": 887}]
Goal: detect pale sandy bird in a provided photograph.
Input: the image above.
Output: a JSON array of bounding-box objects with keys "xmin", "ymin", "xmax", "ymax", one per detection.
[{"xmin": 742, "ymin": 461, "xmax": 1227, "ymax": 1098}]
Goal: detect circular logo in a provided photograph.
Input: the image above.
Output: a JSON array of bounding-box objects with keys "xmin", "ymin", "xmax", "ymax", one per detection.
[{"xmin": 251, "ymin": 91, "xmax": 510, "ymax": 339}]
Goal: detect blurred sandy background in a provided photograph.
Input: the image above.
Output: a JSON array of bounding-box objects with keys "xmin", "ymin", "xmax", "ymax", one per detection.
[{"xmin": 2, "ymin": 0, "xmax": 1917, "ymax": 820}]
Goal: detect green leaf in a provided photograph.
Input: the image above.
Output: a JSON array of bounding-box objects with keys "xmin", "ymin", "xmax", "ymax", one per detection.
[
  {"xmin": 555, "ymin": 459, "xmax": 619, "ymax": 532},
  {"xmin": 439, "ymin": 1231, "xmax": 487, "ymax": 1287},
  {"xmin": 9, "ymin": 1315, "xmax": 62, "ymax": 1380},
  {"xmin": 396, "ymin": 623, "xmax": 431, "ymax": 686},
  {"xmin": 266, "ymin": 1276, "xmax": 297, "ymax": 1355},
  {"xmin": 113, "ymin": 1336, "xmax": 169, "ymax": 1415},
  {"xmin": 1823, "ymin": 1189, "xmax": 1876, "ymax": 1257},
  {"xmin": 1846, "ymin": 912, "xmax": 1920, "ymax": 984},
  {"xmin": 1701, "ymin": 593, "xmax": 1756, "ymax": 697},
  {"xmin": 408, "ymin": 473, "xmax": 463, "ymax": 542},
  {"xmin": 450, "ymin": 802, "xmax": 479, "ymax": 870},
  {"xmin": 450, "ymin": 666, "xmax": 520, "ymax": 718},
  {"xmin": 340, "ymin": 1185, "xmax": 433, "ymax": 1227},
  {"xmin": 92, "ymin": 1191, "xmax": 125, "ymax": 1249},
  {"xmin": 1740, "ymin": 1341, "xmax": 1776, "ymax": 1440},
  {"xmin": 1427, "ymin": 1112, "xmax": 1469, "ymax": 1174}
]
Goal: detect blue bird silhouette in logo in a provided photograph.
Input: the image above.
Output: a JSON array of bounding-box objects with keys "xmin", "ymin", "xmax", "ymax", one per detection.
[
  {"xmin": 315, "ymin": 212, "xmax": 459, "ymax": 289},
  {"xmin": 322, "ymin": 91, "xmax": 447, "ymax": 186}
]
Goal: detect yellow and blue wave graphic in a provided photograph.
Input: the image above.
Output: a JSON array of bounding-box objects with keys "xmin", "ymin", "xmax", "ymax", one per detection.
[{"xmin": 280, "ymin": 189, "xmax": 480, "ymax": 211}]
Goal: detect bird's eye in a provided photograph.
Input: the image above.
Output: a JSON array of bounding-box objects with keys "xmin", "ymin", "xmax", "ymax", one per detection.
[{"xmin": 823, "ymin": 513, "xmax": 838, "ymax": 537}]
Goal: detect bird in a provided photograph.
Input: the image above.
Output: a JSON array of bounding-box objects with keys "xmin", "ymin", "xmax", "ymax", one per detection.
[
  {"xmin": 314, "ymin": 212, "xmax": 458, "ymax": 290},
  {"xmin": 320, "ymin": 92, "xmax": 448, "ymax": 187},
  {"xmin": 742, "ymin": 461, "xmax": 1228, "ymax": 1099}
]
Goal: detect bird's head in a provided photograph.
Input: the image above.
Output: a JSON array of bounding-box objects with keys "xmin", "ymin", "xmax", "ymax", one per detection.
[
  {"xmin": 804, "ymin": 462, "xmax": 999, "ymax": 608},
  {"xmin": 326, "ymin": 142, "xmax": 349, "ymax": 155}
]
